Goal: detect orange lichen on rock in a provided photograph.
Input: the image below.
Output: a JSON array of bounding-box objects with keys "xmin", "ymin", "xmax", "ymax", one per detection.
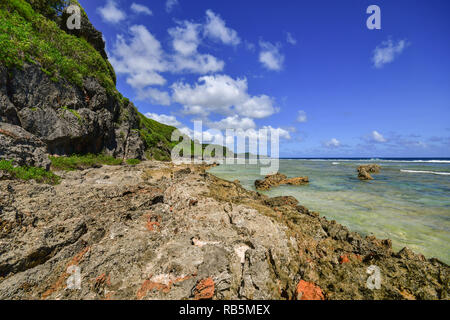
[
  {"xmin": 339, "ymin": 255, "xmax": 350, "ymax": 264},
  {"xmin": 95, "ymin": 273, "xmax": 111, "ymax": 286},
  {"xmin": 136, "ymin": 274, "xmax": 192, "ymax": 300},
  {"xmin": 193, "ymin": 278, "xmax": 215, "ymax": 300},
  {"xmin": 295, "ymin": 280, "xmax": 325, "ymax": 300},
  {"xmin": 145, "ymin": 215, "xmax": 161, "ymax": 232},
  {"xmin": 41, "ymin": 246, "xmax": 91, "ymax": 299}
]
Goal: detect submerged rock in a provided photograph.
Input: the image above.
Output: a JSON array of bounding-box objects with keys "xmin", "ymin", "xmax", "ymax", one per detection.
[
  {"xmin": 255, "ymin": 173, "xmax": 309, "ymax": 190},
  {"xmin": 357, "ymin": 164, "xmax": 381, "ymax": 180}
]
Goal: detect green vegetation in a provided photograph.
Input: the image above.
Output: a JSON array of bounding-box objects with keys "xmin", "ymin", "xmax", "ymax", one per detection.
[
  {"xmin": 138, "ymin": 113, "xmax": 178, "ymax": 161},
  {"xmin": 0, "ymin": 0, "xmax": 117, "ymax": 96},
  {"xmin": 126, "ymin": 159, "xmax": 141, "ymax": 166},
  {"xmin": 0, "ymin": 160, "xmax": 61, "ymax": 184},
  {"xmin": 60, "ymin": 106, "xmax": 83, "ymax": 124},
  {"xmin": 49, "ymin": 154, "xmax": 123, "ymax": 171},
  {"xmin": 0, "ymin": 0, "xmax": 192, "ymax": 162}
]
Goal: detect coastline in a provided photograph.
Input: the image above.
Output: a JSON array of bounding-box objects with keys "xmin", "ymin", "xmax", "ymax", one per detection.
[{"xmin": 0, "ymin": 160, "xmax": 448, "ymax": 300}]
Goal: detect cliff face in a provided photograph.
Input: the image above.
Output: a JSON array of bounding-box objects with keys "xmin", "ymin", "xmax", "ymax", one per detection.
[{"xmin": 0, "ymin": 0, "xmax": 176, "ymax": 167}]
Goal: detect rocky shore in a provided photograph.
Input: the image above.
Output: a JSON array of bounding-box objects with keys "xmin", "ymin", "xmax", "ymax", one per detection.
[
  {"xmin": 0, "ymin": 161, "xmax": 448, "ymax": 300},
  {"xmin": 255, "ymin": 173, "xmax": 309, "ymax": 191}
]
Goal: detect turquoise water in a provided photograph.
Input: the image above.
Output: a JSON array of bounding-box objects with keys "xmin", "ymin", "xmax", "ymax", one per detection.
[{"xmin": 209, "ymin": 159, "xmax": 450, "ymax": 264}]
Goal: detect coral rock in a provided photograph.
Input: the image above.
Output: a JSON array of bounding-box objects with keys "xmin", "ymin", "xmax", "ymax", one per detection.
[
  {"xmin": 194, "ymin": 278, "xmax": 215, "ymax": 300},
  {"xmin": 295, "ymin": 280, "xmax": 325, "ymax": 300}
]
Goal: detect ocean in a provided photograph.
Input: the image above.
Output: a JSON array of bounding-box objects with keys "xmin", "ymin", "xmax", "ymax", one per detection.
[{"xmin": 208, "ymin": 158, "xmax": 450, "ymax": 264}]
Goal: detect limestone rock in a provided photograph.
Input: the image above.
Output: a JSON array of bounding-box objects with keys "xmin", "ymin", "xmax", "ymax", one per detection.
[
  {"xmin": 0, "ymin": 161, "xmax": 447, "ymax": 300},
  {"xmin": 255, "ymin": 173, "xmax": 309, "ymax": 190},
  {"xmin": 357, "ymin": 164, "xmax": 381, "ymax": 180},
  {"xmin": 0, "ymin": 122, "xmax": 51, "ymax": 170}
]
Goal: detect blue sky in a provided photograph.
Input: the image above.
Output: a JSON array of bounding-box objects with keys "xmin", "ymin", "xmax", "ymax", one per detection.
[{"xmin": 78, "ymin": 0, "xmax": 450, "ymax": 157}]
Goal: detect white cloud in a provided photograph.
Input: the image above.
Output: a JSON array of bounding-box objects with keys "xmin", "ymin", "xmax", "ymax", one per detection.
[
  {"xmin": 166, "ymin": 0, "xmax": 179, "ymax": 13},
  {"xmin": 262, "ymin": 126, "xmax": 291, "ymax": 140},
  {"xmin": 172, "ymin": 74, "xmax": 246, "ymax": 115},
  {"xmin": 172, "ymin": 74, "xmax": 278, "ymax": 119},
  {"xmin": 297, "ymin": 110, "xmax": 307, "ymax": 123},
  {"xmin": 235, "ymin": 95, "xmax": 279, "ymax": 119},
  {"xmin": 168, "ymin": 21, "xmax": 225, "ymax": 74},
  {"xmin": 207, "ymin": 115, "xmax": 256, "ymax": 130},
  {"xmin": 204, "ymin": 10, "xmax": 240, "ymax": 46},
  {"xmin": 259, "ymin": 41, "xmax": 284, "ymax": 71},
  {"xmin": 110, "ymin": 25, "xmax": 168, "ymax": 88},
  {"xmin": 136, "ymin": 88, "xmax": 171, "ymax": 106},
  {"xmin": 131, "ymin": 3, "xmax": 153, "ymax": 16},
  {"xmin": 372, "ymin": 39, "xmax": 408, "ymax": 68},
  {"xmin": 169, "ymin": 21, "xmax": 202, "ymax": 56},
  {"xmin": 98, "ymin": 0, "xmax": 126, "ymax": 24},
  {"xmin": 145, "ymin": 113, "xmax": 181, "ymax": 127},
  {"xmin": 286, "ymin": 32, "xmax": 297, "ymax": 45},
  {"xmin": 172, "ymin": 54, "xmax": 224, "ymax": 74},
  {"xmin": 371, "ymin": 130, "xmax": 387, "ymax": 143},
  {"xmin": 324, "ymin": 138, "xmax": 341, "ymax": 148}
]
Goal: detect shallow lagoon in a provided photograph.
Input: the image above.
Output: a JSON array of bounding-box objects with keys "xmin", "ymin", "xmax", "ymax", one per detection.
[{"xmin": 209, "ymin": 159, "xmax": 450, "ymax": 264}]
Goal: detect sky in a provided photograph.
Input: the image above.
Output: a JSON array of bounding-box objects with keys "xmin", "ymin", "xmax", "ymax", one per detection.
[{"xmin": 78, "ymin": 0, "xmax": 450, "ymax": 158}]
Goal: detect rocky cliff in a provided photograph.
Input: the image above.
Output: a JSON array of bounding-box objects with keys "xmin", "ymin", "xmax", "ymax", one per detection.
[{"xmin": 0, "ymin": 0, "xmax": 177, "ymax": 167}]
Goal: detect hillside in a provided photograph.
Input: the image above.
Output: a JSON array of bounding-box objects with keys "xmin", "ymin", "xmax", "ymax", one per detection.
[{"xmin": 0, "ymin": 0, "xmax": 178, "ymax": 166}]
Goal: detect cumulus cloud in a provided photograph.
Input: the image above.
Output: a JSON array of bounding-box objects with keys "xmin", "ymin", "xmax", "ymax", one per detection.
[
  {"xmin": 262, "ymin": 126, "xmax": 291, "ymax": 140},
  {"xmin": 323, "ymin": 138, "xmax": 341, "ymax": 148},
  {"xmin": 235, "ymin": 95, "xmax": 279, "ymax": 119},
  {"xmin": 372, "ymin": 39, "xmax": 409, "ymax": 68},
  {"xmin": 207, "ymin": 115, "xmax": 256, "ymax": 130},
  {"xmin": 172, "ymin": 74, "xmax": 278, "ymax": 119},
  {"xmin": 131, "ymin": 3, "xmax": 153, "ymax": 16},
  {"xmin": 371, "ymin": 130, "xmax": 387, "ymax": 143},
  {"xmin": 204, "ymin": 10, "xmax": 240, "ymax": 46},
  {"xmin": 109, "ymin": 25, "xmax": 168, "ymax": 88},
  {"xmin": 286, "ymin": 32, "xmax": 297, "ymax": 45},
  {"xmin": 166, "ymin": 0, "xmax": 179, "ymax": 13},
  {"xmin": 110, "ymin": 22, "xmax": 225, "ymax": 97},
  {"xmin": 297, "ymin": 110, "xmax": 307, "ymax": 123},
  {"xmin": 169, "ymin": 21, "xmax": 202, "ymax": 56},
  {"xmin": 145, "ymin": 113, "xmax": 181, "ymax": 127},
  {"xmin": 98, "ymin": 0, "xmax": 126, "ymax": 24},
  {"xmin": 136, "ymin": 88, "xmax": 171, "ymax": 106},
  {"xmin": 259, "ymin": 41, "xmax": 284, "ymax": 71},
  {"xmin": 168, "ymin": 21, "xmax": 225, "ymax": 73}
]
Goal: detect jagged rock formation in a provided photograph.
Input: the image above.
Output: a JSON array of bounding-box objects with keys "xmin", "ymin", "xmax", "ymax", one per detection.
[
  {"xmin": 358, "ymin": 164, "xmax": 381, "ymax": 180},
  {"xmin": 0, "ymin": 62, "xmax": 145, "ymax": 159},
  {"xmin": 0, "ymin": 122, "xmax": 51, "ymax": 169},
  {"xmin": 0, "ymin": 0, "xmax": 176, "ymax": 167},
  {"xmin": 255, "ymin": 173, "xmax": 309, "ymax": 190},
  {"xmin": 0, "ymin": 162, "xmax": 447, "ymax": 300}
]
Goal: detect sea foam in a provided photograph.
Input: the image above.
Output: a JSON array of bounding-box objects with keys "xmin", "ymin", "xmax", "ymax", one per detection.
[{"xmin": 400, "ymin": 169, "xmax": 450, "ymax": 176}]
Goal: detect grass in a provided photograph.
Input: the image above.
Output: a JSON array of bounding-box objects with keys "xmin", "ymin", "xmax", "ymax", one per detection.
[
  {"xmin": 0, "ymin": 160, "xmax": 61, "ymax": 184},
  {"xmin": 126, "ymin": 159, "xmax": 141, "ymax": 165},
  {"xmin": 49, "ymin": 154, "xmax": 123, "ymax": 171},
  {"xmin": 0, "ymin": 0, "xmax": 118, "ymax": 97}
]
